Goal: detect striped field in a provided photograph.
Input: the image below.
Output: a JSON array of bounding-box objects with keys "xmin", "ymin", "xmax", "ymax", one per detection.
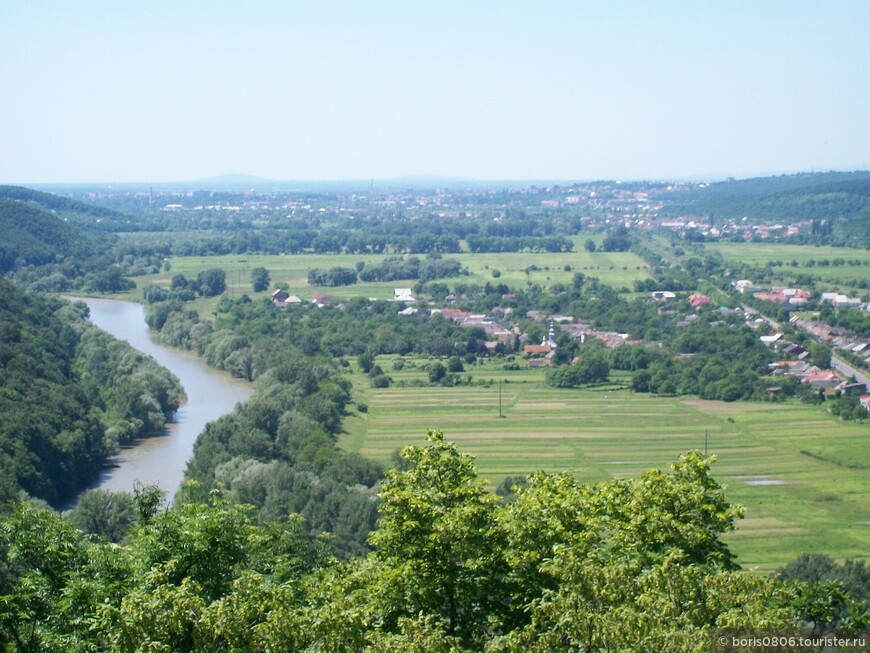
[{"xmin": 341, "ymin": 359, "xmax": 870, "ymax": 572}]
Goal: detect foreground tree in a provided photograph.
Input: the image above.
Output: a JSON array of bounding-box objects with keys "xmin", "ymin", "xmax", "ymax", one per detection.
[
  {"xmin": 2, "ymin": 437, "xmax": 866, "ymax": 652},
  {"xmin": 368, "ymin": 430, "xmax": 507, "ymax": 647}
]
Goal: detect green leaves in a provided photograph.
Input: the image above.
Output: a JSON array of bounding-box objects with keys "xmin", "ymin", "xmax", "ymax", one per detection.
[
  {"xmin": 370, "ymin": 430, "xmax": 506, "ymax": 645},
  {"xmin": 2, "ymin": 435, "xmax": 861, "ymax": 651}
]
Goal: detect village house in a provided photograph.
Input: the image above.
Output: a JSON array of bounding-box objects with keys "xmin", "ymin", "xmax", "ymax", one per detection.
[
  {"xmin": 782, "ymin": 343, "xmax": 808, "ymax": 359},
  {"xmin": 523, "ymin": 323, "xmax": 558, "ymax": 361},
  {"xmin": 435, "ymin": 308, "xmax": 473, "ymax": 322},
  {"xmin": 733, "ymin": 280, "xmax": 759, "ymax": 294},
  {"xmin": 801, "ymin": 370, "xmax": 846, "ymax": 392},
  {"xmin": 754, "ymin": 287, "xmax": 811, "ymax": 307},
  {"xmin": 820, "ymin": 293, "xmax": 862, "ymax": 309},
  {"xmin": 271, "ymin": 289, "xmax": 302, "ymax": 308},
  {"xmin": 271, "ymin": 289, "xmax": 288, "ymax": 304},
  {"xmin": 392, "ymin": 288, "xmax": 416, "ymax": 303},
  {"xmin": 840, "ymin": 382, "xmax": 868, "ymax": 396},
  {"xmin": 687, "ymin": 293, "xmax": 710, "ymax": 309}
]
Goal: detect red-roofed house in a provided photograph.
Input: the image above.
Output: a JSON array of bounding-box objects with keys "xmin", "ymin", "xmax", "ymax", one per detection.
[
  {"xmin": 801, "ymin": 370, "xmax": 845, "ymax": 390},
  {"xmin": 687, "ymin": 293, "xmax": 710, "ymax": 308},
  {"xmin": 439, "ymin": 308, "xmax": 473, "ymax": 321}
]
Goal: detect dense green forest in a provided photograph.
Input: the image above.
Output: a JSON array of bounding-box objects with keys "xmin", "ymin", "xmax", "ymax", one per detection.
[
  {"xmin": 0, "ymin": 185, "xmax": 134, "ymax": 232},
  {"xmin": 0, "ymin": 280, "xmax": 183, "ymax": 507},
  {"xmin": 0, "ymin": 192, "xmax": 143, "ymax": 293},
  {"xmin": 2, "ymin": 432, "xmax": 868, "ymax": 651},
  {"xmin": 0, "ymin": 199, "xmax": 104, "ymax": 273}
]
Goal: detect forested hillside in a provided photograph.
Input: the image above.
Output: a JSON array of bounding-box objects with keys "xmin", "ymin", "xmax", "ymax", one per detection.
[
  {"xmin": 0, "ymin": 199, "xmax": 91, "ymax": 272},
  {"xmin": 662, "ymin": 172, "xmax": 870, "ymax": 247},
  {"xmin": 0, "ymin": 185, "xmax": 133, "ymax": 231},
  {"xmin": 0, "ymin": 281, "xmax": 184, "ymax": 507},
  {"xmin": 0, "ymin": 188, "xmax": 153, "ymax": 296}
]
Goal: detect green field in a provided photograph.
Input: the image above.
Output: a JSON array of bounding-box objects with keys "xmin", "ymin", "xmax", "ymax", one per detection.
[
  {"xmin": 706, "ymin": 242, "xmax": 870, "ymax": 293},
  {"xmin": 341, "ymin": 357, "xmax": 870, "ymax": 572},
  {"xmin": 121, "ymin": 244, "xmax": 651, "ymax": 306}
]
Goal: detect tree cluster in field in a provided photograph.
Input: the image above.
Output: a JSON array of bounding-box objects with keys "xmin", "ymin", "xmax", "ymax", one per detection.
[
  {"xmin": 0, "ymin": 281, "xmax": 183, "ymax": 507},
  {"xmin": 546, "ymin": 349, "xmax": 610, "ymax": 387},
  {"xmin": 540, "ymin": 316, "xmax": 781, "ymax": 400},
  {"xmin": 306, "ymin": 266, "xmax": 358, "ymax": 287},
  {"xmin": 141, "ymin": 269, "xmax": 228, "ymax": 305},
  {"xmin": 305, "ymin": 254, "xmax": 467, "ymax": 287},
  {"xmin": 627, "ymin": 324, "xmax": 772, "ymax": 401},
  {"xmin": 3, "ymin": 432, "xmax": 869, "ymax": 652}
]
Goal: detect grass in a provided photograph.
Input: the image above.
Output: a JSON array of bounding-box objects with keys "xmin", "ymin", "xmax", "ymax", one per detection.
[
  {"xmin": 117, "ymin": 246, "xmax": 652, "ymax": 308},
  {"xmin": 341, "ymin": 356, "xmax": 870, "ymax": 572},
  {"xmin": 705, "ymin": 242, "xmax": 870, "ymax": 294}
]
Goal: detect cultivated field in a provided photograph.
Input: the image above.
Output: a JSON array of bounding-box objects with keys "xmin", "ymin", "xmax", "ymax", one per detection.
[
  {"xmin": 706, "ymin": 242, "xmax": 870, "ymax": 293},
  {"xmin": 341, "ymin": 357, "xmax": 870, "ymax": 572}
]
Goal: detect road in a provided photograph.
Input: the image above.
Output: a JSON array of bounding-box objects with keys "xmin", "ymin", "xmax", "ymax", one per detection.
[
  {"xmin": 832, "ymin": 354, "xmax": 870, "ymax": 388},
  {"xmin": 739, "ymin": 300, "xmax": 867, "ymax": 387}
]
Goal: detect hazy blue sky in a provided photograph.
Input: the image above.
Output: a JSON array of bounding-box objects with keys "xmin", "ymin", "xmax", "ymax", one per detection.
[{"xmin": 2, "ymin": 1, "xmax": 868, "ymax": 183}]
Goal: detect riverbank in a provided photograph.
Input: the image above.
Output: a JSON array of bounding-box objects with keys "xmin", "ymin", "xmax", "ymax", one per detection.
[{"xmin": 71, "ymin": 297, "xmax": 254, "ymax": 501}]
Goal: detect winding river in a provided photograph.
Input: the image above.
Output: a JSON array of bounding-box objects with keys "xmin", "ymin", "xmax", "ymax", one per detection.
[{"xmin": 74, "ymin": 297, "xmax": 254, "ymax": 500}]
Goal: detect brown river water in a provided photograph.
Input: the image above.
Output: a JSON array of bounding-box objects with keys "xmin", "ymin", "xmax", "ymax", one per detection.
[{"xmin": 72, "ymin": 297, "xmax": 254, "ymax": 502}]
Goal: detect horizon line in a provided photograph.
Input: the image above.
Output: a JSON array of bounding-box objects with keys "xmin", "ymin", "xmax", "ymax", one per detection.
[{"xmin": 10, "ymin": 167, "xmax": 870, "ymax": 189}]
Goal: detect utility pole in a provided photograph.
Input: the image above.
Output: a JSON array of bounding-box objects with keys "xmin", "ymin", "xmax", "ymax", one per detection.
[{"xmin": 498, "ymin": 379, "xmax": 503, "ymax": 418}]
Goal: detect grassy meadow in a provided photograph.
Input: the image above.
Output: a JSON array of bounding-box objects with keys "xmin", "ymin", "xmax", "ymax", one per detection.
[
  {"xmin": 119, "ymin": 244, "xmax": 651, "ymax": 308},
  {"xmin": 706, "ymin": 242, "xmax": 870, "ymax": 294},
  {"xmin": 341, "ymin": 357, "xmax": 870, "ymax": 572}
]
